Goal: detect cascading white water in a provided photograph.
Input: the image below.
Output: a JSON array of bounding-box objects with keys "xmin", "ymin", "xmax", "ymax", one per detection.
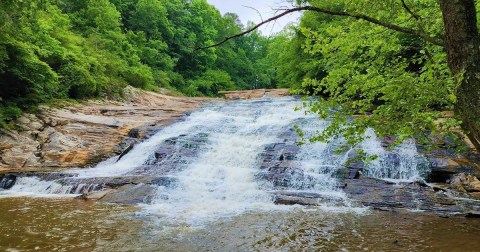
[
  {"xmin": 360, "ymin": 129, "xmax": 428, "ymax": 181},
  {"xmin": 142, "ymin": 98, "xmax": 308, "ymax": 224},
  {"xmin": 0, "ymin": 177, "xmax": 77, "ymax": 198},
  {"xmin": 1, "ymin": 97, "xmax": 429, "ymax": 222}
]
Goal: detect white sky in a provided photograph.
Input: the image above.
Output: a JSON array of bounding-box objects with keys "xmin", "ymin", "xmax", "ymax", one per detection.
[{"xmin": 206, "ymin": 0, "xmax": 300, "ymax": 35}]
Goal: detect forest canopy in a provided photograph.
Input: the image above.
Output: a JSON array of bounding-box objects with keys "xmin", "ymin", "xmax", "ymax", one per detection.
[
  {"xmin": 0, "ymin": 0, "xmax": 275, "ymax": 127},
  {"xmin": 1, "ymin": 0, "xmax": 479, "ymax": 154}
]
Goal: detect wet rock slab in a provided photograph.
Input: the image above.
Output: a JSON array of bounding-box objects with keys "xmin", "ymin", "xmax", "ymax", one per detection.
[{"xmin": 343, "ymin": 177, "xmax": 480, "ymax": 215}]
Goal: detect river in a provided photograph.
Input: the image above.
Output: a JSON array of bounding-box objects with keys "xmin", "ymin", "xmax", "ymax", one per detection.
[{"xmin": 1, "ymin": 97, "xmax": 479, "ymax": 251}]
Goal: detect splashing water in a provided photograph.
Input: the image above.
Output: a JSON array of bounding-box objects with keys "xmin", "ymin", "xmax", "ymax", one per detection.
[
  {"xmin": 360, "ymin": 129, "xmax": 429, "ymax": 182},
  {"xmin": 2, "ymin": 97, "xmax": 429, "ymax": 224}
]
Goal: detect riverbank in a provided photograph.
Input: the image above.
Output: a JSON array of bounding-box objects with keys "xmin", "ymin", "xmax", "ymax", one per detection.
[
  {"xmin": 0, "ymin": 87, "xmax": 217, "ymax": 170},
  {"xmin": 0, "ymin": 88, "xmax": 290, "ymax": 171}
]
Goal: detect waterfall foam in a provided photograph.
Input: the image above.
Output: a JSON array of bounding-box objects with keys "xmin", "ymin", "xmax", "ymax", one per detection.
[
  {"xmin": 361, "ymin": 129, "xmax": 429, "ymax": 182},
  {"xmin": 2, "ymin": 97, "xmax": 429, "ymax": 223},
  {"xmin": 0, "ymin": 177, "xmax": 77, "ymax": 198}
]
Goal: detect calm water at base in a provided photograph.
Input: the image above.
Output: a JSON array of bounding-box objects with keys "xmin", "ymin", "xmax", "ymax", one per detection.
[
  {"xmin": 0, "ymin": 197, "xmax": 140, "ymax": 252},
  {"xmin": 1, "ymin": 198, "xmax": 480, "ymax": 252}
]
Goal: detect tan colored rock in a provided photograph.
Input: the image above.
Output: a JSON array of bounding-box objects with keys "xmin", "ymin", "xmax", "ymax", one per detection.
[
  {"xmin": 219, "ymin": 88, "xmax": 289, "ymax": 100},
  {"xmin": 0, "ymin": 144, "xmax": 13, "ymax": 151},
  {"xmin": 0, "ymin": 132, "xmax": 40, "ymax": 167},
  {"xmin": 450, "ymin": 173, "xmax": 480, "ymax": 193},
  {"xmin": 0, "ymin": 87, "xmax": 218, "ymax": 170}
]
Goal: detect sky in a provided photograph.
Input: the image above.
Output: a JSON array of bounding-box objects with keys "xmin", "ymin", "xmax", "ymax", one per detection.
[{"xmin": 206, "ymin": 0, "xmax": 300, "ymax": 35}]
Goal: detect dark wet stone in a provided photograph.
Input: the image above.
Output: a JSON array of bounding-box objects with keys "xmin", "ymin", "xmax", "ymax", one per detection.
[
  {"xmin": 150, "ymin": 176, "xmax": 178, "ymax": 188},
  {"xmin": 379, "ymin": 136, "xmax": 396, "ymax": 148},
  {"xmin": 0, "ymin": 174, "xmax": 17, "ymax": 189},
  {"xmin": 348, "ymin": 168, "xmax": 362, "ymax": 179},
  {"xmin": 272, "ymin": 191, "xmax": 347, "ymax": 206},
  {"xmin": 348, "ymin": 161, "xmax": 364, "ymax": 170},
  {"xmin": 255, "ymin": 133, "xmax": 304, "ymax": 190},
  {"xmin": 426, "ymin": 157, "xmax": 478, "ymax": 183},
  {"xmin": 128, "ymin": 128, "xmax": 143, "ymax": 138},
  {"xmin": 273, "ymin": 195, "xmax": 319, "ymax": 206},
  {"xmin": 128, "ymin": 125, "xmax": 164, "ymax": 139},
  {"xmin": 117, "ymin": 142, "xmax": 135, "ymax": 162},
  {"xmin": 373, "ymin": 207, "xmax": 396, "ymax": 212},
  {"xmin": 343, "ymin": 177, "xmax": 480, "ymax": 216},
  {"xmin": 466, "ymin": 211, "xmax": 480, "ymax": 218},
  {"xmin": 273, "ymin": 191, "xmax": 330, "ymax": 199}
]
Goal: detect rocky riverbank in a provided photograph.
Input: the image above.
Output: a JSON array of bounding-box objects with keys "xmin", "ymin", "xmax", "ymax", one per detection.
[
  {"xmin": 219, "ymin": 89, "xmax": 289, "ymax": 100},
  {"xmin": 0, "ymin": 87, "xmax": 213, "ymax": 170},
  {"xmin": 0, "ymin": 88, "xmax": 291, "ymax": 171}
]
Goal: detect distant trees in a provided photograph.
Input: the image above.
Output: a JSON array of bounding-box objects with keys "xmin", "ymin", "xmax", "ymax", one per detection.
[{"xmin": 0, "ymin": 0, "xmax": 276, "ymax": 128}]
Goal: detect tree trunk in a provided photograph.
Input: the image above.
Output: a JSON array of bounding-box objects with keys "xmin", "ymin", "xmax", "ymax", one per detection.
[{"xmin": 440, "ymin": 0, "xmax": 480, "ymax": 151}]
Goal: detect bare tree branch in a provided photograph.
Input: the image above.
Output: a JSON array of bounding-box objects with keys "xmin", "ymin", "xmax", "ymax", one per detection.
[
  {"xmin": 242, "ymin": 5, "xmax": 264, "ymax": 22},
  {"xmin": 195, "ymin": 6, "xmax": 444, "ymax": 50}
]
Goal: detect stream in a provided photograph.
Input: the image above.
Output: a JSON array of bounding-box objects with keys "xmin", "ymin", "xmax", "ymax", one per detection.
[{"xmin": 1, "ymin": 97, "xmax": 480, "ymax": 251}]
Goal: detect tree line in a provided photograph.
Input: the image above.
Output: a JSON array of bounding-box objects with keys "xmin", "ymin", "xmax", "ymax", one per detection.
[
  {"xmin": 0, "ymin": 0, "xmax": 276, "ymax": 128},
  {"xmin": 2, "ymin": 0, "xmax": 480, "ymax": 153}
]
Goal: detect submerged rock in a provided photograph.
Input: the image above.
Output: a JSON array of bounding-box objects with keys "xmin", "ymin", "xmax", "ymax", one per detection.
[{"xmin": 99, "ymin": 184, "xmax": 155, "ymax": 204}]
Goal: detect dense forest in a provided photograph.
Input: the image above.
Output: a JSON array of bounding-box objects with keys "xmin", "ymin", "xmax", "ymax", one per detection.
[
  {"xmin": 1, "ymin": 0, "xmax": 480, "ymax": 152},
  {"xmin": 0, "ymin": 0, "xmax": 277, "ymax": 128}
]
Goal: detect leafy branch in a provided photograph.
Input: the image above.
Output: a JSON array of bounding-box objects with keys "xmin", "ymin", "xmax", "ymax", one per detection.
[{"xmin": 196, "ymin": 5, "xmax": 444, "ymax": 50}]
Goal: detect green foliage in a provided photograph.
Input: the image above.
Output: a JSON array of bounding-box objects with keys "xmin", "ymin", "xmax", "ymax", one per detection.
[
  {"xmin": 0, "ymin": 0, "xmax": 277, "ymax": 128},
  {"xmin": 185, "ymin": 70, "xmax": 235, "ymax": 97},
  {"xmin": 0, "ymin": 103, "xmax": 22, "ymax": 129},
  {"xmin": 283, "ymin": 0, "xmax": 462, "ymax": 153}
]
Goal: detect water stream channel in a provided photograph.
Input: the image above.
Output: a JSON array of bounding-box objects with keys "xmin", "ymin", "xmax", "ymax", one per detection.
[{"xmin": 1, "ymin": 97, "xmax": 480, "ymax": 251}]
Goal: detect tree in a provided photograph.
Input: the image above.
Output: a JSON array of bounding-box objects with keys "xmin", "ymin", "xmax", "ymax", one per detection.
[
  {"xmin": 199, "ymin": 0, "xmax": 480, "ymax": 152},
  {"xmin": 0, "ymin": 0, "xmax": 277, "ymax": 127},
  {"xmin": 439, "ymin": 0, "xmax": 480, "ymax": 151}
]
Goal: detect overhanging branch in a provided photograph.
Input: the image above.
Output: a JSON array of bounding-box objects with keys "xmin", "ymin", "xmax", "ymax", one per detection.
[
  {"xmin": 195, "ymin": 6, "xmax": 444, "ymax": 50},
  {"xmin": 401, "ymin": 0, "xmax": 422, "ymax": 20}
]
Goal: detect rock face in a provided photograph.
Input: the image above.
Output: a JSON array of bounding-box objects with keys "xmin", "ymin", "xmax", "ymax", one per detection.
[{"xmin": 0, "ymin": 87, "xmax": 217, "ymax": 170}]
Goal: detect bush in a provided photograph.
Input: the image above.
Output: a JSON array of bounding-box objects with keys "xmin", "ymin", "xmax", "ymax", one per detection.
[
  {"xmin": 187, "ymin": 70, "xmax": 234, "ymax": 97},
  {"xmin": 0, "ymin": 103, "xmax": 22, "ymax": 129}
]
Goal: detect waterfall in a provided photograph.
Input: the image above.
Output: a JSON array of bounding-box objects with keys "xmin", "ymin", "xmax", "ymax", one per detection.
[
  {"xmin": 1, "ymin": 97, "xmax": 430, "ymax": 222},
  {"xmin": 360, "ymin": 129, "xmax": 429, "ymax": 181}
]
